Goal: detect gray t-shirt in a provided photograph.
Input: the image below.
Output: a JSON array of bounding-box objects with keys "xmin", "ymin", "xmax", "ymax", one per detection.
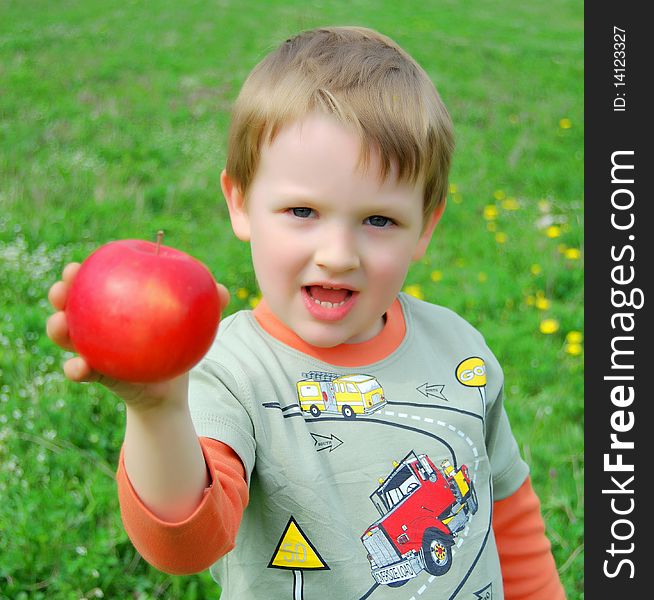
[{"xmin": 189, "ymin": 293, "xmax": 529, "ymax": 599}]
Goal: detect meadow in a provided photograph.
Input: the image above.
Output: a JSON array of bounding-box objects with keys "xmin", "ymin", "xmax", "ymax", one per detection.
[{"xmin": 0, "ymin": 1, "xmax": 583, "ymax": 598}]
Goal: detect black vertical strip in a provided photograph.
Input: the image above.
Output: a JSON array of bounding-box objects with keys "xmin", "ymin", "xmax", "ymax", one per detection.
[{"xmin": 585, "ymin": 3, "xmax": 650, "ymax": 596}]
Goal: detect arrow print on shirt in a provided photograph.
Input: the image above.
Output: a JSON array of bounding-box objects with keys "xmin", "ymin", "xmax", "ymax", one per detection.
[
  {"xmin": 310, "ymin": 432, "xmax": 344, "ymax": 452},
  {"xmin": 416, "ymin": 382, "xmax": 448, "ymax": 401}
]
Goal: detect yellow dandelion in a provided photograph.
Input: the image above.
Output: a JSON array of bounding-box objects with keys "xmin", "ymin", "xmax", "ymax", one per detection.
[
  {"xmin": 501, "ymin": 197, "xmax": 520, "ymax": 211},
  {"xmin": 535, "ymin": 296, "xmax": 551, "ymax": 310},
  {"xmin": 449, "ymin": 183, "xmax": 458, "ymax": 194},
  {"xmin": 495, "ymin": 232, "xmax": 507, "ymax": 244},
  {"xmin": 559, "ymin": 118, "xmax": 572, "ymax": 129},
  {"xmin": 545, "ymin": 225, "xmax": 561, "ymax": 239},
  {"xmin": 249, "ymin": 295, "xmax": 261, "ymax": 308},
  {"xmin": 404, "ymin": 284, "xmax": 424, "ymax": 300},
  {"xmin": 430, "ymin": 270, "xmax": 443, "ymax": 282},
  {"xmin": 493, "ymin": 190, "xmax": 506, "ymax": 201},
  {"xmin": 566, "ymin": 331, "xmax": 583, "ymax": 344},
  {"xmin": 530, "ymin": 263, "xmax": 542, "ymax": 276},
  {"xmin": 539, "ymin": 319, "xmax": 560, "ymax": 335},
  {"xmin": 486, "ymin": 221, "xmax": 498, "ymax": 232},
  {"xmin": 236, "ymin": 287, "xmax": 249, "ymax": 300},
  {"xmin": 565, "ymin": 343, "xmax": 583, "ymax": 356},
  {"xmin": 483, "ymin": 205, "xmax": 499, "ymax": 220},
  {"xmin": 565, "ymin": 248, "xmax": 581, "ymax": 260},
  {"xmin": 478, "ymin": 272, "xmax": 488, "ymax": 283}
]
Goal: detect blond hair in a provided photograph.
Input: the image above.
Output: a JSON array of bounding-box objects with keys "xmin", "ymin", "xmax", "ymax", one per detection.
[{"xmin": 225, "ymin": 26, "xmax": 454, "ymax": 218}]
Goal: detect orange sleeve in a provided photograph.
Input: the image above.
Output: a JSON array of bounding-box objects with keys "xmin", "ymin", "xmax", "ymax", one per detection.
[
  {"xmin": 493, "ymin": 477, "xmax": 566, "ymax": 599},
  {"xmin": 116, "ymin": 436, "xmax": 249, "ymax": 575}
]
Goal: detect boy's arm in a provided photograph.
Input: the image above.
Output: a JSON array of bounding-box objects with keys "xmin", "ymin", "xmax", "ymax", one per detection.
[
  {"xmin": 493, "ymin": 477, "xmax": 566, "ymax": 600},
  {"xmin": 47, "ymin": 263, "xmax": 245, "ymax": 574},
  {"xmin": 121, "ymin": 437, "xmax": 565, "ymax": 592},
  {"xmin": 117, "ymin": 436, "xmax": 248, "ymax": 575},
  {"xmin": 122, "ymin": 385, "xmax": 211, "ymax": 524}
]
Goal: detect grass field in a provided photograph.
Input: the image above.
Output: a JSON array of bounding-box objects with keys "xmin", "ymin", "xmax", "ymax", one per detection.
[{"xmin": 1, "ymin": 1, "xmax": 583, "ymax": 598}]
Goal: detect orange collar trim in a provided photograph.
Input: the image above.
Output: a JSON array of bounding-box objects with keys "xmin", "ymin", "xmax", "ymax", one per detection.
[{"xmin": 252, "ymin": 298, "xmax": 406, "ymax": 367}]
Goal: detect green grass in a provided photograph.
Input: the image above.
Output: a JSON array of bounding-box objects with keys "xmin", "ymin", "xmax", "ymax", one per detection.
[{"xmin": 1, "ymin": 1, "xmax": 583, "ymax": 598}]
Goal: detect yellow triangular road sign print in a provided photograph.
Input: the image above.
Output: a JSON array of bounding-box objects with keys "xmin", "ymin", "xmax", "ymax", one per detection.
[{"xmin": 268, "ymin": 516, "xmax": 330, "ymax": 570}]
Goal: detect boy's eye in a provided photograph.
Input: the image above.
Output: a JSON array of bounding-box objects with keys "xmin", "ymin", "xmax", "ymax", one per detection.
[
  {"xmin": 365, "ymin": 215, "xmax": 394, "ymax": 228},
  {"xmin": 290, "ymin": 207, "xmax": 314, "ymax": 218}
]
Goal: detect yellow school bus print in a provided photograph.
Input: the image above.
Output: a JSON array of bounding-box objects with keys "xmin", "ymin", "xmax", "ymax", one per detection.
[{"xmin": 296, "ymin": 371, "xmax": 386, "ymax": 419}]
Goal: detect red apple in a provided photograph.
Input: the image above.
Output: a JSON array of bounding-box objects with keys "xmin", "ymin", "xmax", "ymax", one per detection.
[{"xmin": 65, "ymin": 237, "xmax": 221, "ymax": 383}]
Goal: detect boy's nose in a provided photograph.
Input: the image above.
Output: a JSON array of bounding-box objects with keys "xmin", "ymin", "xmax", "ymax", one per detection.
[{"xmin": 313, "ymin": 229, "xmax": 360, "ymax": 273}]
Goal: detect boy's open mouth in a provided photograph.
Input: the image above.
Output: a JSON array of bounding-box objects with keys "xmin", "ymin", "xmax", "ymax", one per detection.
[{"xmin": 304, "ymin": 285, "xmax": 354, "ymax": 308}]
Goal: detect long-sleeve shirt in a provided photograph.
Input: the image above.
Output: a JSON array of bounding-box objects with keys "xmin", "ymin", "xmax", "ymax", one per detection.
[{"xmin": 117, "ymin": 294, "xmax": 566, "ymax": 599}]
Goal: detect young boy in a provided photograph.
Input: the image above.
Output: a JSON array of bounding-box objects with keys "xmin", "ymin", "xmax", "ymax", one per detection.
[{"xmin": 47, "ymin": 26, "xmax": 565, "ymax": 599}]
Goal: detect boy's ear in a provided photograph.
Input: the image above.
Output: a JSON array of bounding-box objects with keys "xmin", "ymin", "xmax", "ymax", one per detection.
[
  {"xmin": 221, "ymin": 169, "xmax": 251, "ymax": 242},
  {"xmin": 412, "ymin": 197, "xmax": 446, "ymax": 261}
]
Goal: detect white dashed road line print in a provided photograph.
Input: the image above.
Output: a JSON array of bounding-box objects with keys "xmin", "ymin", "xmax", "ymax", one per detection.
[{"xmin": 383, "ymin": 409, "xmax": 480, "ymax": 479}]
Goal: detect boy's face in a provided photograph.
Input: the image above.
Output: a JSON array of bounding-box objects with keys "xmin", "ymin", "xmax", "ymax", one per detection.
[{"xmin": 223, "ymin": 113, "xmax": 443, "ymax": 348}]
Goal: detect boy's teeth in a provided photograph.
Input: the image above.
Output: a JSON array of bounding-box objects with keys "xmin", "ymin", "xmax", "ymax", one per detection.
[
  {"xmin": 307, "ymin": 285, "xmax": 350, "ymax": 304},
  {"xmin": 313, "ymin": 298, "xmax": 347, "ymax": 308}
]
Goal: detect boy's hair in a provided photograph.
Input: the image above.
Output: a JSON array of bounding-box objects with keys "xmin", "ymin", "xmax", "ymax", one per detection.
[{"xmin": 225, "ymin": 26, "xmax": 454, "ymax": 219}]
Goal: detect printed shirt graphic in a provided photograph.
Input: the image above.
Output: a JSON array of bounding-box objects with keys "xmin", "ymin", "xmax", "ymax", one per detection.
[
  {"xmin": 295, "ymin": 372, "xmax": 387, "ymax": 419},
  {"xmin": 361, "ymin": 450, "xmax": 478, "ymax": 588},
  {"xmin": 188, "ymin": 294, "xmax": 529, "ymax": 599}
]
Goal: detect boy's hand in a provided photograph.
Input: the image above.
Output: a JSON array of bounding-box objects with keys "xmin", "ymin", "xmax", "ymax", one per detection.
[{"xmin": 46, "ymin": 262, "xmax": 230, "ymax": 409}]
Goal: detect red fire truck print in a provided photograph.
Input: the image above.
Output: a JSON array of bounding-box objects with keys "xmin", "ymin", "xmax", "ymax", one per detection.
[{"xmin": 360, "ymin": 451, "xmax": 478, "ymax": 587}]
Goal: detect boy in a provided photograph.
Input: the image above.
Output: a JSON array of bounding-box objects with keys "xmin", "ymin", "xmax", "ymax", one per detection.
[{"xmin": 47, "ymin": 26, "xmax": 565, "ymax": 599}]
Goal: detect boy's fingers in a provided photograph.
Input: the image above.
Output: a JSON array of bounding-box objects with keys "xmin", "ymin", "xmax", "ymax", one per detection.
[
  {"xmin": 64, "ymin": 357, "xmax": 125, "ymax": 394},
  {"xmin": 48, "ymin": 281, "xmax": 69, "ymax": 311},
  {"xmin": 48, "ymin": 263, "xmax": 81, "ymax": 310},
  {"xmin": 46, "ymin": 311, "xmax": 75, "ymax": 351},
  {"xmin": 216, "ymin": 283, "xmax": 230, "ymax": 313},
  {"xmin": 63, "ymin": 356, "xmax": 101, "ymax": 383},
  {"xmin": 62, "ymin": 262, "xmax": 81, "ymax": 284}
]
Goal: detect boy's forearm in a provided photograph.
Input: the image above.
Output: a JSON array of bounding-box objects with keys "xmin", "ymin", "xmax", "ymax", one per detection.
[
  {"xmin": 117, "ymin": 437, "xmax": 248, "ymax": 574},
  {"xmin": 123, "ymin": 398, "xmax": 209, "ymax": 522}
]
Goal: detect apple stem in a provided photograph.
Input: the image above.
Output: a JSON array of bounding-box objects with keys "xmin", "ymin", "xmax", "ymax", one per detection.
[{"xmin": 156, "ymin": 230, "xmax": 164, "ymax": 255}]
